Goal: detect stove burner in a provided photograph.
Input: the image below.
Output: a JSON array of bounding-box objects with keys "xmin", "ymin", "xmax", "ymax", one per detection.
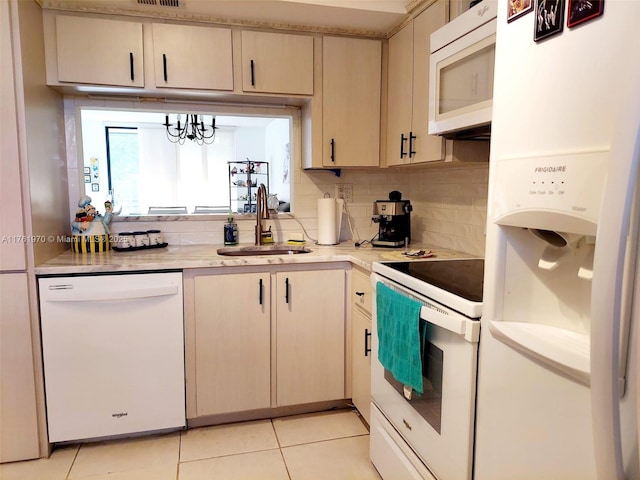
[{"xmin": 382, "ymin": 259, "xmax": 484, "ymax": 303}]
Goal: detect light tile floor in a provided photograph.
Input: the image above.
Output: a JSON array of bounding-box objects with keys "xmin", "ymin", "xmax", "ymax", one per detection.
[{"xmin": 0, "ymin": 409, "xmax": 382, "ymax": 480}]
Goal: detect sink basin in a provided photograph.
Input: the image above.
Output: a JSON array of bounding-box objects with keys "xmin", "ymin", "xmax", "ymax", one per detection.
[{"xmin": 217, "ymin": 245, "xmax": 312, "ymax": 256}]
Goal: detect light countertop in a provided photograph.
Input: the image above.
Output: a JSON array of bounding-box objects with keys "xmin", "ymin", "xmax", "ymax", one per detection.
[{"xmin": 35, "ymin": 242, "xmax": 477, "ymax": 275}]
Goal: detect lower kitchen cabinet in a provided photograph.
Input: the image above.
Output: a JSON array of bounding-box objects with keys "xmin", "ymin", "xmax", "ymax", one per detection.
[
  {"xmin": 189, "ymin": 265, "xmax": 347, "ymax": 419},
  {"xmin": 351, "ymin": 308, "xmax": 372, "ymax": 425},
  {"xmin": 275, "ymin": 269, "xmax": 346, "ymax": 406},
  {"xmin": 350, "ymin": 267, "xmax": 373, "ymax": 424},
  {"xmin": 0, "ymin": 273, "xmax": 40, "ymax": 462},
  {"xmin": 194, "ymin": 272, "xmax": 271, "ymax": 416}
]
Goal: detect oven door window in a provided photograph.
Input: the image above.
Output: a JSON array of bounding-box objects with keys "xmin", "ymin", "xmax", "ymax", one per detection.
[{"xmin": 383, "ymin": 320, "xmax": 443, "ymax": 434}]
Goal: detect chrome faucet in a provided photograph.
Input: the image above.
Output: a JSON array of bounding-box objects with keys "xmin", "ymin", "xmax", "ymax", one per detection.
[{"xmin": 255, "ymin": 183, "xmax": 270, "ymax": 245}]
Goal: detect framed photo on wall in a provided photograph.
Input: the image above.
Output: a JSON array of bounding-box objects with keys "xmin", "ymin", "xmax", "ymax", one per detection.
[
  {"xmin": 567, "ymin": 0, "xmax": 604, "ymax": 27},
  {"xmin": 507, "ymin": 0, "xmax": 533, "ymax": 22},
  {"xmin": 534, "ymin": 0, "xmax": 565, "ymax": 41}
]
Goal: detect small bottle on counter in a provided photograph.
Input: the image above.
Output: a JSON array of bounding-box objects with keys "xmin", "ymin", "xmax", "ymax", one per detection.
[{"xmin": 224, "ymin": 213, "xmax": 238, "ymax": 245}]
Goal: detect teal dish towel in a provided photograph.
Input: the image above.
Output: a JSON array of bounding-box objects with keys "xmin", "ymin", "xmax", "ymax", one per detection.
[{"xmin": 376, "ymin": 282, "xmax": 423, "ymax": 394}]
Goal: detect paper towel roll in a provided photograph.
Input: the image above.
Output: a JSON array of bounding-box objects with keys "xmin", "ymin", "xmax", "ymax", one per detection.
[{"xmin": 317, "ymin": 198, "xmax": 342, "ymax": 245}]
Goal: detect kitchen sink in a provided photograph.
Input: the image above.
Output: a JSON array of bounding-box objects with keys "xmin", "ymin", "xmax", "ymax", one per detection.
[{"xmin": 217, "ymin": 245, "xmax": 312, "ymax": 256}]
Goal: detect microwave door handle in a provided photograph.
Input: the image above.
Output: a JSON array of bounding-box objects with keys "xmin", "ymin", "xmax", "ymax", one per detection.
[{"xmin": 420, "ymin": 306, "xmax": 479, "ymax": 343}]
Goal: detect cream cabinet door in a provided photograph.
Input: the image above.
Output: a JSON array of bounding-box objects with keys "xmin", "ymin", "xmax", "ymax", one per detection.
[
  {"xmin": 152, "ymin": 23, "xmax": 233, "ymax": 91},
  {"xmin": 410, "ymin": 0, "xmax": 447, "ymax": 164},
  {"xmin": 275, "ymin": 269, "xmax": 345, "ymax": 406},
  {"xmin": 55, "ymin": 15, "xmax": 144, "ymax": 87},
  {"xmin": 0, "ymin": 273, "xmax": 39, "ymax": 462},
  {"xmin": 351, "ymin": 307, "xmax": 372, "ymax": 425},
  {"xmin": 0, "ymin": 5, "xmax": 26, "ymax": 271},
  {"xmin": 241, "ymin": 31, "xmax": 313, "ymax": 95},
  {"xmin": 194, "ymin": 272, "xmax": 271, "ymax": 416},
  {"xmin": 322, "ymin": 36, "xmax": 381, "ymax": 167},
  {"xmin": 386, "ymin": 21, "xmax": 414, "ymax": 167},
  {"xmin": 385, "ymin": 0, "xmax": 447, "ymax": 166}
]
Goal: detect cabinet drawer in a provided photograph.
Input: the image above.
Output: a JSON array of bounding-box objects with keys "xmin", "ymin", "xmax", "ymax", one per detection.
[{"xmin": 352, "ymin": 268, "xmax": 372, "ymax": 315}]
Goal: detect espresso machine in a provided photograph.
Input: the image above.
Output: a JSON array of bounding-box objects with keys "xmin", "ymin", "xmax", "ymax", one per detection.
[{"xmin": 372, "ymin": 191, "xmax": 412, "ymax": 247}]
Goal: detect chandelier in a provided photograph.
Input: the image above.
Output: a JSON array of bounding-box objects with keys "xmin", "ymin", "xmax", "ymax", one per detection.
[{"xmin": 163, "ymin": 114, "xmax": 218, "ymax": 145}]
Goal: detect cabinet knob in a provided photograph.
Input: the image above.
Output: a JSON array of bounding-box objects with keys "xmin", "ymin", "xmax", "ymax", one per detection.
[{"xmin": 355, "ymin": 291, "xmax": 365, "ymax": 297}]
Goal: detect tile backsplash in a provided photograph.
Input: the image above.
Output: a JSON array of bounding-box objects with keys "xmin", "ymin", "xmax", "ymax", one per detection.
[{"xmin": 109, "ymin": 164, "xmax": 489, "ymax": 257}]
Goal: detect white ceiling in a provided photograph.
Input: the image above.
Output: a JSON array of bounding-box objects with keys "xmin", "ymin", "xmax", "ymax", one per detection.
[{"xmin": 40, "ymin": 0, "xmax": 414, "ymax": 35}]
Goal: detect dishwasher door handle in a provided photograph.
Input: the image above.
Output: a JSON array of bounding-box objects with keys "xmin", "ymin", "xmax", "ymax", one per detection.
[{"xmin": 45, "ymin": 284, "xmax": 179, "ymax": 302}]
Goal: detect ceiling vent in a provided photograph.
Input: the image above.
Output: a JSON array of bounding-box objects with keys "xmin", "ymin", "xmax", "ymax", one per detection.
[{"xmin": 136, "ymin": 0, "xmax": 182, "ymax": 8}]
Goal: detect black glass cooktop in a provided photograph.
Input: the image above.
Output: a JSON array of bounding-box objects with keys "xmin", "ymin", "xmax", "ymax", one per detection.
[{"xmin": 384, "ymin": 259, "xmax": 484, "ymax": 303}]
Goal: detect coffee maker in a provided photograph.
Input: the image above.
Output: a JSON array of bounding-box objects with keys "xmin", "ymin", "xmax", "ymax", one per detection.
[{"xmin": 372, "ymin": 191, "xmax": 412, "ymax": 247}]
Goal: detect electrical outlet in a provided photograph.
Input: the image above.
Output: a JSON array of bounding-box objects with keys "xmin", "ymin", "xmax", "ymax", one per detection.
[{"xmin": 335, "ymin": 183, "xmax": 353, "ymax": 203}]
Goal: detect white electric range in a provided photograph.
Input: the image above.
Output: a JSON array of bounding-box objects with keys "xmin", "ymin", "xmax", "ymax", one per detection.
[{"xmin": 369, "ymin": 258, "xmax": 484, "ymax": 480}]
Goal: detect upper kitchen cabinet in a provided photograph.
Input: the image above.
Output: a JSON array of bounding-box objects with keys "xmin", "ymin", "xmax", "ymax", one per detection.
[
  {"xmin": 321, "ymin": 36, "xmax": 382, "ymax": 167},
  {"xmin": 386, "ymin": 0, "xmax": 447, "ymax": 166},
  {"xmin": 1, "ymin": 17, "xmax": 26, "ymax": 272},
  {"xmin": 240, "ymin": 30, "xmax": 314, "ymax": 95},
  {"xmin": 152, "ymin": 23, "xmax": 233, "ymax": 91},
  {"xmin": 53, "ymin": 15, "xmax": 144, "ymax": 87}
]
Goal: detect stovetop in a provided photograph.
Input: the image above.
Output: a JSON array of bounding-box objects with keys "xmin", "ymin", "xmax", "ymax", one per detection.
[{"xmin": 372, "ymin": 258, "xmax": 484, "ymax": 318}]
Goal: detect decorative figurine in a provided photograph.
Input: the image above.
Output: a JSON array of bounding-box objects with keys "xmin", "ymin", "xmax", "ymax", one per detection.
[{"xmin": 71, "ymin": 195, "xmax": 117, "ymax": 253}]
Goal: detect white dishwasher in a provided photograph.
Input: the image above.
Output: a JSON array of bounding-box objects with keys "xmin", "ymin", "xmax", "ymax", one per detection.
[{"xmin": 39, "ymin": 271, "xmax": 185, "ymax": 443}]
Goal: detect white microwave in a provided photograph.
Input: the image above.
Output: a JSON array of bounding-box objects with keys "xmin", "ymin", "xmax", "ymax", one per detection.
[{"xmin": 428, "ymin": 0, "xmax": 497, "ymax": 139}]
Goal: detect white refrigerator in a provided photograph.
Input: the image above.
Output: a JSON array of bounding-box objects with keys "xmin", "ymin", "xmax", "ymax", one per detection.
[{"xmin": 475, "ymin": 0, "xmax": 640, "ymax": 478}]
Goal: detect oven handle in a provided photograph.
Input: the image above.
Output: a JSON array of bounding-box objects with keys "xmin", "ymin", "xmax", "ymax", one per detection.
[
  {"xmin": 371, "ymin": 274, "xmax": 481, "ymax": 344},
  {"xmin": 420, "ymin": 306, "xmax": 480, "ymax": 343}
]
